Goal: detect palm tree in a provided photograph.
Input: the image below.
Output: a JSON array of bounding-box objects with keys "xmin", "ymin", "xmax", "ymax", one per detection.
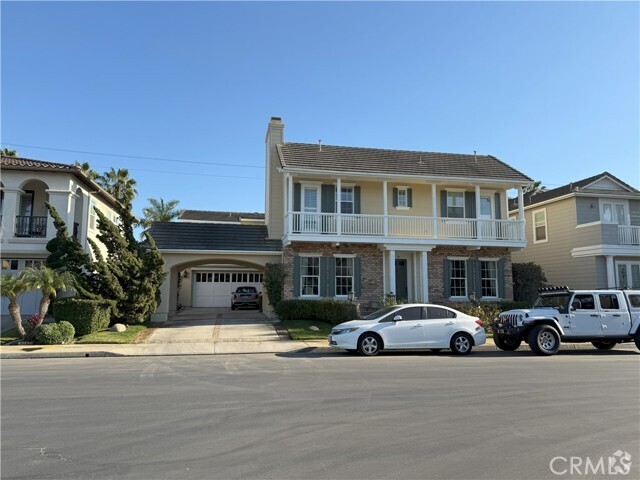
[
  {"xmin": 20, "ymin": 267, "xmax": 76, "ymax": 330},
  {"xmin": 0, "ymin": 274, "xmax": 30, "ymax": 337},
  {"xmin": 1, "ymin": 147, "xmax": 17, "ymax": 157},
  {"xmin": 97, "ymin": 168, "xmax": 138, "ymax": 204},
  {"xmin": 75, "ymin": 161, "xmax": 99, "ymax": 181},
  {"xmin": 141, "ymin": 198, "xmax": 182, "ymax": 232}
]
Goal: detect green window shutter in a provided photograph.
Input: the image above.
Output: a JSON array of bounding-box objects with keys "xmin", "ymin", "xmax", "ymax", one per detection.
[
  {"xmin": 321, "ymin": 185, "xmax": 335, "ymax": 213},
  {"xmin": 327, "ymin": 257, "xmax": 336, "ymax": 298},
  {"xmin": 354, "ymin": 186, "xmax": 361, "ymax": 214},
  {"xmin": 407, "ymin": 188, "xmax": 413, "ymax": 208},
  {"xmin": 354, "ymin": 256, "xmax": 362, "ymax": 296},
  {"xmin": 319, "ymin": 257, "xmax": 328, "ymax": 297},
  {"xmin": 443, "ymin": 259, "xmax": 451, "ymax": 297},
  {"xmin": 495, "ymin": 192, "xmax": 502, "ymax": 219},
  {"xmin": 498, "ymin": 259, "xmax": 506, "ymax": 298},
  {"xmin": 465, "ymin": 192, "xmax": 476, "ymax": 218},
  {"xmin": 293, "ymin": 183, "xmax": 301, "ymax": 212},
  {"xmin": 440, "ymin": 190, "xmax": 447, "ymax": 217},
  {"xmin": 392, "ymin": 188, "xmax": 398, "ymax": 207},
  {"xmin": 293, "ymin": 256, "xmax": 301, "ymax": 298},
  {"xmin": 470, "ymin": 260, "xmax": 481, "ymax": 299}
]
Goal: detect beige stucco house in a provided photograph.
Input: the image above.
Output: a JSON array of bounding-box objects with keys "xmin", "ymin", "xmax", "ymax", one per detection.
[{"xmin": 509, "ymin": 172, "xmax": 640, "ymax": 289}]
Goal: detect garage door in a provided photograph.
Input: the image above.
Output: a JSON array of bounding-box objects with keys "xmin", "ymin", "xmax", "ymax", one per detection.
[{"xmin": 192, "ymin": 271, "xmax": 264, "ymax": 308}]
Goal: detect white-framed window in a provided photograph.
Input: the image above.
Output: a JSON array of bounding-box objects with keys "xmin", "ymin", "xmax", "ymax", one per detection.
[
  {"xmin": 89, "ymin": 200, "xmax": 97, "ymax": 230},
  {"xmin": 616, "ymin": 262, "xmax": 640, "ymax": 289},
  {"xmin": 335, "ymin": 256, "xmax": 354, "ymax": 297},
  {"xmin": 24, "ymin": 259, "xmax": 44, "ymax": 269},
  {"xmin": 447, "ymin": 191, "xmax": 465, "ymax": 218},
  {"xmin": 300, "ymin": 256, "xmax": 320, "ymax": 297},
  {"xmin": 533, "ymin": 208, "xmax": 548, "ymax": 243},
  {"xmin": 397, "ymin": 187, "xmax": 409, "ymax": 208},
  {"xmin": 302, "ymin": 185, "xmax": 320, "ymax": 213},
  {"xmin": 449, "ymin": 259, "xmax": 467, "ymax": 297},
  {"xmin": 480, "ymin": 260, "xmax": 499, "ymax": 298},
  {"xmin": 336, "ymin": 186, "xmax": 354, "ymax": 214},
  {"xmin": 600, "ymin": 200, "xmax": 628, "ymax": 225}
]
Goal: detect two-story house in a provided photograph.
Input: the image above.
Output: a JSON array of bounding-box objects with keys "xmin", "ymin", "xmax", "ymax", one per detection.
[
  {"xmin": 150, "ymin": 118, "xmax": 532, "ymax": 321},
  {"xmin": 509, "ymin": 172, "xmax": 640, "ymax": 289},
  {"xmin": 1, "ymin": 156, "xmax": 120, "ymax": 316}
]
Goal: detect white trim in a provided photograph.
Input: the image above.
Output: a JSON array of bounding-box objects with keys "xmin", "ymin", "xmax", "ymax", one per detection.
[
  {"xmin": 299, "ymin": 253, "xmax": 322, "ymax": 257},
  {"xmin": 510, "ymin": 191, "xmax": 640, "ymax": 214},
  {"xmin": 479, "ymin": 257, "xmax": 500, "ymax": 261},
  {"xmin": 583, "ymin": 174, "xmax": 636, "ymax": 192},
  {"xmin": 395, "ymin": 206, "xmax": 410, "ymax": 210},
  {"xmin": 571, "ymin": 244, "xmax": 640, "ymax": 258},
  {"xmin": 575, "ymin": 220, "xmax": 604, "ymax": 229},
  {"xmin": 532, "ymin": 208, "xmax": 548, "ymax": 244},
  {"xmin": 447, "ymin": 256, "xmax": 470, "ymax": 261},
  {"xmin": 396, "ymin": 185, "xmax": 409, "ymax": 189},
  {"xmin": 333, "ymin": 253, "xmax": 357, "ymax": 258}
]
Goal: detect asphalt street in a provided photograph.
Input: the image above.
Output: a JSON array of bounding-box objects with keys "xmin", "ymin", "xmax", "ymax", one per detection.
[{"xmin": 2, "ymin": 349, "xmax": 639, "ymax": 480}]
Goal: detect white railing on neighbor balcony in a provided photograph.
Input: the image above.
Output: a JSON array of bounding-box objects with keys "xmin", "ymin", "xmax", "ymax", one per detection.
[
  {"xmin": 287, "ymin": 212, "xmax": 525, "ymax": 242},
  {"xmin": 618, "ymin": 225, "xmax": 640, "ymax": 245}
]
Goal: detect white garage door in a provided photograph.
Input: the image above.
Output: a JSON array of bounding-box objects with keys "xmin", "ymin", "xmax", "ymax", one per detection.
[{"xmin": 192, "ymin": 271, "xmax": 264, "ymax": 308}]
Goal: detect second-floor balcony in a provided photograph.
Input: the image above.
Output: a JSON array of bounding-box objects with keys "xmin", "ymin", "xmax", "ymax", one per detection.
[
  {"xmin": 15, "ymin": 215, "xmax": 48, "ymax": 238},
  {"xmin": 286, "ymin": 212, "xmax": 525, "ymax": 243},
  {"xmin": 619, "ymin": 225, "xmax": 640, "ymax": 245}
]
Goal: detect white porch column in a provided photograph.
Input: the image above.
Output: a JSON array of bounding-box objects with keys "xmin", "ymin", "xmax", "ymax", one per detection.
[
  {"xmin": 606, "ymin": 256, "xmax": 616, "ymax": 288},
  {"xmin": 0, "ymin": 188, "xmax": 21, "ymax": 239},
  {"xmin": 475, "ymin": 185, "xmax": 482, "ymax": 239},
  {"xmin": 46, "ymin": 190, "xmax": 77, "ymax": 241},
  {"xmin": 287, "ymin": 174, "xmax": 293, "ymax": 234},
  {"xmin": 421, "ymin": 251, "xmax": 429, "ymax": 302},
  {"xmin": 336, "ymin": 177, "xmax": 342, "ymax": 236},
  {"xmin": 413, "ymin": 254, "xmax": 418, "ymax": 301},
  {"xmin": 431, "ymin": 183, "xmax": 438, "ymax": 238},
  {"xmin": 383, "ymin": 181, "xmax": 388, "ymax": 236},
  {"xmin": 388, "ymin": 249, "xmax": 396, "ymax": 295},
  {"xmin": 517, "ymin": 186, "xmax": 525, "ymax": 240}
]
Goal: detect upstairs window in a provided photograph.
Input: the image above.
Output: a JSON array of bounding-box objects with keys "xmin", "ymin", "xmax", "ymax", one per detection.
[
  {"xmin": 89, "ymin": 200, "xmax": 97, "ymax": 230},
  {"xmin": 533, "ymin": 208, "xmax": 548, "ymax": 243},
  {"xmin": 397, "ymin": 188, "xmax": 408, "ymax": 208},
  {"xmin": 336, "ymin": 187, "xmax": 354, "ymax": 214},
  {"xmin": 447, "ymin": 191, "xmax": 465, "ymax": 218}
]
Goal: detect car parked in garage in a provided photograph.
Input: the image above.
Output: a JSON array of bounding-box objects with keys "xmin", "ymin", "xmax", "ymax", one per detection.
[
  {"xmin": 231, "ymin": 286, "xmax": 261, "ymax": 310},
  {"xmin": 329, "ymin": 304, "xmax": 486, "ymax": 355}
]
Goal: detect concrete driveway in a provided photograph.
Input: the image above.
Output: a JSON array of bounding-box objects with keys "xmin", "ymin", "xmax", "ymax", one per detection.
[{"xmin": 143, "ymin": 308, "xmax": 281, "ymax": 344}]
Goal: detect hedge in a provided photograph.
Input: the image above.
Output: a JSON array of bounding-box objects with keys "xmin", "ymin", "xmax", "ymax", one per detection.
[
  {"xmin": 52, "ymin": 298, "xmax": 112, "ymax": 336},
  {"xmin": 36, "ymin": 321, "xmax": 75, "ymax": 345},
  {"xmin": 275, "ymin": 300, "xmax": 358, "ymax": 325}
]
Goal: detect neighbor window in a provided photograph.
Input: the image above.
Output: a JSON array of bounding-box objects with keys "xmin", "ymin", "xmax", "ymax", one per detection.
[
  {"xmin": 300, "ymin": 256, "xmax": 320, "ymax": 296},
  {"xmin": 2, "ymin": 259, "xmax": 19, "ymax": 270},
  {"xmin": 447, "ymin": 191, "xmax": 465, "ymax": 218},
  {"xmin": 533, "ymin": 208, "xmax": 547, "ymax": 243},
  {"xmin": 335, "ymin": 257, "xmax": 354, "ymax": 297},
  {"xmin": 449, "ymin": 259, "xmax": 467, "ymax": 297},
  {"xmin": 89, "ymin": 200, "xmax": 97, "ymax": 230},
  {"xmin": 397, "ymin": 188, "xmax": 409, "ymax": 208},
  {"xmin": 480, "ymin": 260, "xmax": 498, "ymax": 298},
  {"xmin": 336, "ymin": 187, "xmax": 354, "ymax": 214}
]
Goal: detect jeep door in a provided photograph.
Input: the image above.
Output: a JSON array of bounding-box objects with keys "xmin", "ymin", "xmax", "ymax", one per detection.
[
  {"xmin": 597, "ymin": 293, "xmax": 631, "ymax": 336},
  {"xmin": 568, "ymin": 294, "xmax": 602, "ymax": 335}
]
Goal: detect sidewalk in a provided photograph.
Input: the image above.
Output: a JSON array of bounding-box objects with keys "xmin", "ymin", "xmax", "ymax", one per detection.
[{"xmin": 2, "ymin": 338, "xmax": 636, "ymax": 359}]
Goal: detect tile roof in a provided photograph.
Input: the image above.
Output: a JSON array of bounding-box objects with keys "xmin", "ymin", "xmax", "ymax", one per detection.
[
  {"xmin": 508, "ymin": 172, "xmax": 640, "ymax": 210},
  {"xmin": 148, "ymin": 222, "xmax": 282, "ymax": 252},
  {"xmin": 179, "ymin": 210, "xmax": 265, "ymax": 223},
  {"xmin": 278, "ymin": 143, "xmax": 532, "ymax": 183}
]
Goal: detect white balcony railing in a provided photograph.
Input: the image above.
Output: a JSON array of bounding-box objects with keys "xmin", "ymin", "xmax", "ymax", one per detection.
[
  {"xmin": 619, "ymin": 225, "xmax": 640, "ymax": 245},
  {"xmin": 287, "ymin": 212, "xmax": 525, "ymax": 242}
]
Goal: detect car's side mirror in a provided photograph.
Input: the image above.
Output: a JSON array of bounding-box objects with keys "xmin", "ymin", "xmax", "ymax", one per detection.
[{"xmin": 393, "ymin": 315, "xmax": 403, "ymax": 321}]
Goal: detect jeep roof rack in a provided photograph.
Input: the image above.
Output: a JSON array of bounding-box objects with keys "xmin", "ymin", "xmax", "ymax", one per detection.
[{"xmin": 538, "ymin": 286, "xmax": 572, "ymax": 294}]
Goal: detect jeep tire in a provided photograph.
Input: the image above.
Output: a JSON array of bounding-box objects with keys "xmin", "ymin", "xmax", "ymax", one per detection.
[
  {"xmin": 494, "ymin": 335, "xmax": 522, "ymax": 351},
  {"xmin": 528, "ymin": 325, "xmax": 560, "ymax": 356},
  {"xmin": 591, "ymin": 340, "xmax": 617, "ymax": 350}
]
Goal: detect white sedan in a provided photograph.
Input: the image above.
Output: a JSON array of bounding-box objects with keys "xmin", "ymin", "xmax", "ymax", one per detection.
[{"xmin": 329, "ymin": 304, "xmax": 486, "ymax": 356}]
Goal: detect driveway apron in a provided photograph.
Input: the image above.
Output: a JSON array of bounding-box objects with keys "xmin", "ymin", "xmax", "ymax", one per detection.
[{"xmin": 143, "ymin": 308, "xmax": 281, "ymax": 344}]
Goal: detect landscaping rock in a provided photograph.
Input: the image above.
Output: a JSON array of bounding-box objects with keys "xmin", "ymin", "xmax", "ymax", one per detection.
[
  {"xmin": 308, "ymin": 325, "xmax": 320, "ymax": 331},
  {"xmin": 110, "ymin": 323, "xmax": 127, "ymax": 332}
]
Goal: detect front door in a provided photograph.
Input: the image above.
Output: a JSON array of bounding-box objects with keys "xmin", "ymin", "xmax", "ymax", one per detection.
[
  {"xmin": 380, "ymin": 306, "xmax": 426, "ymax": 348},
  {"xmin": 395, "ymin": 259, "xmax": 408, "ymax": 301}
]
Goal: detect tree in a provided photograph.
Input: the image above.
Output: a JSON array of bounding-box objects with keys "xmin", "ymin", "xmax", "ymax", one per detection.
[
  {"xmin": 512, "ymin": 262, "xmax": 547, "ymax": 303},
  {"xmin": 96, "ymin": 168, "xmax": 138, "ymax": 204},
  {"xmin": 75, "ymin": 161, "xmax": 99, "ymax": 181},
  {"xmin": 141, "ymin": 198, "xmax": 182, "ymax": 235},
  {"xmin": 0, "ymin": 274, "xmax": 29, "ymax": 337},
  {"xmin": 21, "ymin": 266, "xmax": 76, "ymax": 331},
  {"xmin": 523, "ymin": 181, "xmax": 545, "ymax": 194},
  {"xmin": 1, "ymin": 147, "xmax": 17, "ymax": 157}
]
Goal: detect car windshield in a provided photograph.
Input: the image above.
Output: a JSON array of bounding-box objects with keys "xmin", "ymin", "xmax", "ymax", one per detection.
[
  {"xmin": 361, "ymin": 306, "xmax": 401, "ymax": 320},
  {"xmin": 236, "ymin": 287, "xmax": 257, "ymax": 294},
  {"xmin": 533, "ymin": 294, "xmax": 570, "ymax": 314}
]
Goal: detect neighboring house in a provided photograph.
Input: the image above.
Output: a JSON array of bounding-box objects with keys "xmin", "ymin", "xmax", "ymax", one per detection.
[
  {"xmin": 150, "ymin": 118, "xmax": 532, "ymax": 321},
  {"xmin": 509, "ymin": 172, "xmax": 640, "ymax": 289},
  {"xmin": 0, "ymin": 156, "xmax": 120, "ymax": 316}
]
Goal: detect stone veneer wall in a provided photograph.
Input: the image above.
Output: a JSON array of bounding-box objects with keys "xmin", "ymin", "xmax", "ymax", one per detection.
[
  {"xmin": 282, "ymin": 242, "xmax": 384, "ymax": 314},
  {"xmin": 427, "ymin": 246, "xmax": 514, "ymax": 303}
]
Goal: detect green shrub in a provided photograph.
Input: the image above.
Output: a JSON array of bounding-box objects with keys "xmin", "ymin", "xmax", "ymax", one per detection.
[
  {"xmin": 513, "ymin": 262, "xmax": 547, "ymax": 303},
  {"xmin": 263, "ymin": 262, "xmax": 286, "ymax": 307},
  {"xmin": 52, "ymin": 297, "xmax": 112, "ymax": 336},
  {"xmin": 275, "ymin": 300, "xmax": 358, "ymax": 325},
  {"xmin": 36, "ymin": 321, "xmax": 75, "ymax": 345}
]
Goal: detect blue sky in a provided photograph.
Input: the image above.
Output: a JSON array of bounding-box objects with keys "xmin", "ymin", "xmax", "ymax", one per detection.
[{"xmin": 2, "ymin": 1, "xmax": 638, "ymax": 219}]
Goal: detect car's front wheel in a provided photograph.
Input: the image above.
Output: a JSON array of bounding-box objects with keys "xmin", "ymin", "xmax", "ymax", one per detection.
[
  {"xmin": 450, "ymin": 332, "xmax": 473, "ymax": 355},
  {"xmin": 494, "ymin": 335, "xmax": 522, "ymax": 351},
  {"xmin": 592, "ymin": 340, "xmax": 617, "ymax": 350},
  {"xmin": 528, "ymin": 325, "xmax": 560, "ymax": 356},
  {"xmin": 358, "ymin": 333, "xmax": 382, "ymax": 356}
]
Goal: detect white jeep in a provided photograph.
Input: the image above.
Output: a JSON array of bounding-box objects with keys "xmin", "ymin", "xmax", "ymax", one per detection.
[{"xmin": 492, "ymin": 287, "xmax": 640, "ymax": 356}]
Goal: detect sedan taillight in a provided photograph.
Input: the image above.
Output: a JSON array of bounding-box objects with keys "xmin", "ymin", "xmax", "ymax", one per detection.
[{"xmin": 474, "ymin": 319, "xmax": 483, "ymax": 327}]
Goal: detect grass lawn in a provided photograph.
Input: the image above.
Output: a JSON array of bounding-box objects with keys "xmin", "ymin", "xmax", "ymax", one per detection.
[
  {"xmin": 281, "ymin": 320, "xmax": 333, "ymax": 340},
  {"xmin": 76, "ymin": 325, "xmax": 148, "ymax": 344},
  {"xmin": 1, "ymin": 327, "xmax": 23, "ymax": 345}
]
